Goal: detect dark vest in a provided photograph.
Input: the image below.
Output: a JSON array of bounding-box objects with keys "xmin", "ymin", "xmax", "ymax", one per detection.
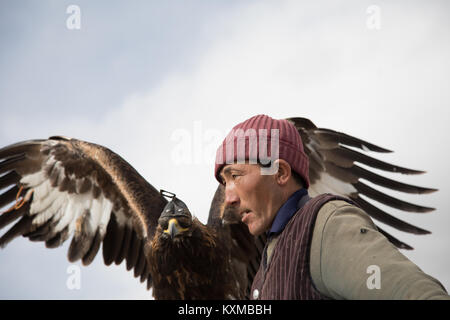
[{"xmin": 251, "ymin": 193, "xmax": 356, "ymax": 300}]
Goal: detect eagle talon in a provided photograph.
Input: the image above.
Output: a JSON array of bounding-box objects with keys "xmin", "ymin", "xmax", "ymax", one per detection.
[
  {"xmin": 14, "ymin": 186, "xmax": 26, "ymax": 210},
  {"xmin": 1, "ymin": 185, "xmax": 32, "ymax": 214}
]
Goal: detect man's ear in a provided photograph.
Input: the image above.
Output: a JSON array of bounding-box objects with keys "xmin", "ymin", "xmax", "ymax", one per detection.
[{"xmin": 274, "ymin": 159, "xmax": 292, "ymax": 186}]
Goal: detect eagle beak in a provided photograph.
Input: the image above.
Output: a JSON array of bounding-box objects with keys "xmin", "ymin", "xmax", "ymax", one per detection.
[{"xmin": 163, "ymin": 218, "xmax": 188, "ymax": 238}]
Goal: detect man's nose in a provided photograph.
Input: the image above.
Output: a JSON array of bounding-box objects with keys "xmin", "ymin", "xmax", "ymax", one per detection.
[{"xmin": 224, "ymin": 185, "xmax": 240, "ymax": 207}]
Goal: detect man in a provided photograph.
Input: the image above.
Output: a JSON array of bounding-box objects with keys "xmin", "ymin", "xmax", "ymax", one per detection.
[{"xmin": 214, "ymin": 114, "xmax": 449, "ymax": 300}]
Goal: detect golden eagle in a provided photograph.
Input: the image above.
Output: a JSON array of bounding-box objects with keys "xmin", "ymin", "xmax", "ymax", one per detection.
[{"xmin": 0, "ymin": 117, "xmax": 436, "ymax": 299}]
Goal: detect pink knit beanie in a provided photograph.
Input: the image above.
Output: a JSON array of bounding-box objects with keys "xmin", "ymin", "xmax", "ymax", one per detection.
[{"xmin": 214, "ymin": 114, "xmax": 310, "ymax": 188}]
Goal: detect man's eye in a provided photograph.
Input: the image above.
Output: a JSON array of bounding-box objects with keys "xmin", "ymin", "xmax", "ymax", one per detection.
[{"xmin": 231, "ymin": 174, "xmax": 240, "ymax": 179}]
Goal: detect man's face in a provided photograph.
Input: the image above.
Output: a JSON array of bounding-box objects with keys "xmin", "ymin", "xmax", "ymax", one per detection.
[{"xmin": 220, "ymin": 163, "xmax": 283, "ymax": 236}]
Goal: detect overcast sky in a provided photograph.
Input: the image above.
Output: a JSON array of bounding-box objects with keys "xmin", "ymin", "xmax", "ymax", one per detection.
[{"xmin": 0, "ymin": 0, "xmax": 449, "ymax": 299}]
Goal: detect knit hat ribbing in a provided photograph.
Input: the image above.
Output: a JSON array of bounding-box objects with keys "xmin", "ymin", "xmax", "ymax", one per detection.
[{"xmin": 214, "ymin": 114, "xmax": 310, "ymax": 188}]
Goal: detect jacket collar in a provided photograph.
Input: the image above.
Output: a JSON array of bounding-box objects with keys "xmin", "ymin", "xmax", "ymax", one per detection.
[{"xmin": 267, "ymin": 188, "xmax": 309, "ymax": 237}]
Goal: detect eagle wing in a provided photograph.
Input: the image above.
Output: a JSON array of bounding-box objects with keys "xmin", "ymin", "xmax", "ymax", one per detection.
[
  {"xmin": 209, "ymin": 117, "xmax": 437, "ymax": 299},
  {"xmin": 0, "ymin": 136, "xmax": 167, "ymax": 289},
  {"xmin": 207, "ymin": 184, "xmax": 266, "ymax": 299},
  {"xmin": 287, "ymin": 117, "xmax": 436, "ymax": 249}
]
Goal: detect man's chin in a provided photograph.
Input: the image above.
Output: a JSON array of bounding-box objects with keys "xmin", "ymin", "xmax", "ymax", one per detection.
[
  {"xmin": 242, "ymin": 215, "xmax": 265, "ymax": 236},
  {"xmin": 247, "ymin": 224, "xmax": 264, "ymax": 236}
]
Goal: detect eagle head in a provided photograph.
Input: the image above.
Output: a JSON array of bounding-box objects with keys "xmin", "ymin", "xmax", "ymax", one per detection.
[{"xmin": 158, "ymin": 194, "xmax": 193, "ymax": 240}]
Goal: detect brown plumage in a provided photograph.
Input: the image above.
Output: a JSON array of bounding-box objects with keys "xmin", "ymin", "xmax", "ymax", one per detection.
[
  {"xmin": 0, "ymin": 117, "xmax": 438, "ymax": 299},
  {"xmin": 0, "ymin": 137, "xmax": 164, "ymax": 291},
  {"xmin": 149, "ymin": 215, "xmax": 235, "ymax": 299}
]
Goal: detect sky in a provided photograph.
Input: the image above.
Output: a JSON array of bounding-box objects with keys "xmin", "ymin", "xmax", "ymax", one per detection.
[{"xmin": 0, "ymin": 0, "xmax": 449, "ymax": 299}]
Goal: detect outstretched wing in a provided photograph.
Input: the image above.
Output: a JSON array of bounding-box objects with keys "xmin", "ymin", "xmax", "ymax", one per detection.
[
  {"xmin": 0, "ymin": 136, "xmax": 167, "ymax": 289},
  {"xmin": 287, "ymin": 117, "xmax": 437, "ymax": 249}
]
